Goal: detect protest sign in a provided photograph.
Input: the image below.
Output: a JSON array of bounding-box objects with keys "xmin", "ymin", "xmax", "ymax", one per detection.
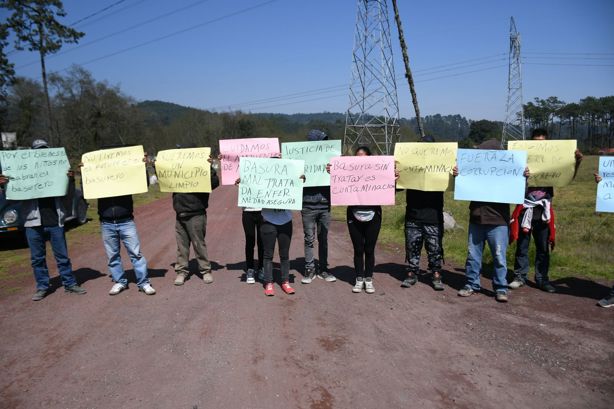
[
  {"xmin": 219, "ymin": 138, "xmax": 280, "ymax": 185},
  {"xmin": 508, "ymin": 140, "xmax": 577, "ymax": 187},
  {"xmin": 155, "ymin": 148, "xmax": 212, "ymax": 192},
  {"xmin": 454, "ymin": 149, "xmax": 527, "ymax": 204},
  {"xmin": 596, "ymin": 156, "xmax": 614, "ymax": 213},
  {"xmin": 0, "ymin": 148, "xmax": 70, "ymax": 200},
  {"xmin": 238, "ymin": 157, "xmax": 304, "ymax": 210},
  {"xmin": 281, "ymin": 140, "xmax": 341, "ymax": 187},
  {"xmin": 81, "ymin": 146, "xmax": 148, "ymax": 199},
  {"xmin": 394, "ymin": 142, "xmax": 457, "ymax": 191},
  {"xmin": 329, "ymin": 156, "xmax": 396, "ymax": 206}
]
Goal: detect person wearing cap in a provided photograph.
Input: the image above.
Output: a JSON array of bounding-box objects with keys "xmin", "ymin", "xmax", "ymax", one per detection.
[
  {"xmin": 0, "ymin": 139, "xmax": 86, "ymax": 301},
  {"xmin": 400, "ymin": 135, "xmax": 445, "ymax": 291},
  {"xmin": 508, "ymin": 128, "xmax": 583, "ymax": 293},
  {"xmin": 300, "ymin": 129, "xmax": 336, "ymax": 284}
]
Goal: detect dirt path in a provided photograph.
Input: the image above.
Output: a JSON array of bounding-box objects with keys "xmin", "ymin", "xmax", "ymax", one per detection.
[{"xmin": 1, "ymin": 186, "xmax": 613, "ymax": 409}]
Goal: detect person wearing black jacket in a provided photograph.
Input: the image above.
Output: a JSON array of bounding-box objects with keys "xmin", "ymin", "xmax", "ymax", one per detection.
[{"xmin": 172, "ymin": 165, "xmax": 219, "ymax": 286}]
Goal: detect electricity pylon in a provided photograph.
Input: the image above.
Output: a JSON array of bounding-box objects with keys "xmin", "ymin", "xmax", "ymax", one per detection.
[
  {"xmin": 344, "ymin": 0, "xmax": 400, "ymax": 155},
  {"xmin": 501, "ymin": 16, "xmax": 525, "ymax": 146}
]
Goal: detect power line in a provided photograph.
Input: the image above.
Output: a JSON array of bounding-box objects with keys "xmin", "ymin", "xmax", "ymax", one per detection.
[
  {"xmin": 47, "ymin": 0, "xmax": 278, "ymax": 74},
  {"xmin": 16, "ymin": 0, "xmax": 214, "ymax": 69},
  {"xmin": 69, "ymin": 0, "xmax": 128, "ymax": 26},
  {"xmin": 523, "ymin": 62, "xmax": 614, "ymax": 67}
]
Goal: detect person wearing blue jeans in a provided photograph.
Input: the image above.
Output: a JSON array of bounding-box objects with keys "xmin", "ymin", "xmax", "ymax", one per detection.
[
  {"xmin": 1, "ymin": 139, "xmax": 86, "ymax": 301},
  {"xmin": 98, "ymin": 194, "xmax": 155, "ymax": 296},
  {"xmin": 458, "ymin": 201, "xmax": 511, "ymax": 302}
]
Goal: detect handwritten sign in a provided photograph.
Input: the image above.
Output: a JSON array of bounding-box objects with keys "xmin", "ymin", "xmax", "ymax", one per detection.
[
  {"xmin": 329, "ymin": 156, "xmax": 395, "ymax": 206},
  {"xmin": 508, "ymin": 140, "xmax": 577, "ymax": 187},
  {"xmin": 454, "ymin": 149, "xmax": 527, "ymax": 204},
  {"xmin": 81, "ymin": 146, "xmax": 147, "ymax": 199},
  {"xmin": 0, "ymin": 148, "xmax": 70, "ymax": 200},
  {"xmin": 394, "ymin": 142, "xmax": 457, "ymax": 191},
  {"xmin": 238, "ymin": 157, "xmax": 304, "ymax": 210},
  {"xmin": 281, "ymin": 140, "xmax": 341, "ymax": 187},
  {"xmin": 155, "ymin": 148, "xmax": 212, "ymax": 192},
  {"xmin": 219, "ymin": 138, "xmax": 280, "ymax": 185},
  {"xmin": 596, "ymin": 156, "xmax": 614, "ymax": 213}
]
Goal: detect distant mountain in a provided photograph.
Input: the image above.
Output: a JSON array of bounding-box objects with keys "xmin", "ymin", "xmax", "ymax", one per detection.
[{"xmin": 136, "ymin": 100, "xmax": 197, "ymax": 126}]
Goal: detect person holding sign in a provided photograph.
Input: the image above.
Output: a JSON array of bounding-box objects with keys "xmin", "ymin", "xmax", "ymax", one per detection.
[
  {"xmin": 400, "ymin": 136, "xmax": 445, "ymax": 291},
  {"xmin": 300, "ymin": 129, "xmax": 336, "ymax": 284},
  {"xmin": 509, "ymin": 129, "xmax": 583, "ymax": 293},
  {"xmin": 168, "ymin": 155, "xmax": 220, "ymax": 286},
  {"xmin": 0, "ymin": 139, "xmax": 86, "ymax": 301},
  {"xmin": 89, "ymin": 150, "xmax": 155, "ymax": 296}
]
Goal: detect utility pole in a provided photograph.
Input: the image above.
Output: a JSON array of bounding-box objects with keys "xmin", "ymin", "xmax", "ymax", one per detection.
[
  {"xmin": 391, "ymin": 0, "xmax": 425, "ymax": 140},
  {"xmin": 344, "ymin": 0, "xmax": 400, "ymax": 155},
  {"xmin": 501, "ymin": 16, "xmax": 525, "ymax": 147}
]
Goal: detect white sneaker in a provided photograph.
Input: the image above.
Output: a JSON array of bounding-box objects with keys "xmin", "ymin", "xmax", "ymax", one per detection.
[
  {"xmin": 508, "ymin": 279, "xmax": 525, "ymax": 289},
  {"xmin": 246, "ymin": 269, "xmax": 256, "ymax": 284},
  {"xmin": 364, "ymin": 277, "xmax": 375, "ymax": 294},
  {"xmin": 140, "ymin": 283, "xmax": 156, "ymax": 295},
  {"xmin": 109, "ymin": 283, "xmax": 126, "ymax": 295},
  {"xmin": 352, "ymin": 278, "xmax": 364, "ymax": 293}
]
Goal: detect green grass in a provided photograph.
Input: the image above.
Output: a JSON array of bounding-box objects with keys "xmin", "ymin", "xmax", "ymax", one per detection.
[{"xmin": 334, "ymin": 156, "xmax": 613, "ymax": 281}]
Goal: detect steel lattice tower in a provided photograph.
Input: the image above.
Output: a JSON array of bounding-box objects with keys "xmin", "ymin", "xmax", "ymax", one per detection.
[
  {"xmin": 501, "ymin": 17, "xmax": 525, "ymax": 146},
  {"xmin": 344, "ymin": 0, "xmax": 400, "ymax": 155}
]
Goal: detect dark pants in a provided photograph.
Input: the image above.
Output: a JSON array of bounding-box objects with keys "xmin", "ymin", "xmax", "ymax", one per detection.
[
  {"xmin": 513, "ymin": 218, "xmax": 550, "ymax": 284},
  {"xmin": 175, "ymin": 213, "xmax": 210, "ymax": 274},
  {"xmin": 404, "ymin": 221, "xmax": 443, "ymax": 274},
  {"xmin": 261, "ymin": 220, "xmax": 292, "ymax": 284},
  {"xmin": 347, "ymin": 209, "xmax": 381, "ymax": 278},
  {"xmin": 25, "ymin": 225, "xmax": 77, "ymax": 291},
  {"xmin": 242, "ymin": 210, "xmax": 263, "ymax": 270},
  {"xmin": 301, "ymin": 207, "xmax": 330, "ymax": 271}
]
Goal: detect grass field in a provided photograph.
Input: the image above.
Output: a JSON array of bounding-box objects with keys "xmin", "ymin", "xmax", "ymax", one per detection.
[{"xmin": 333, "ymin": 155, "xmax": 613, "ymax": 281}]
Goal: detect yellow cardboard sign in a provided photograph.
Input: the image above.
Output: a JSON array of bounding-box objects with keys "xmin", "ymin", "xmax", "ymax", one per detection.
[
  {"xmin": 81, "ymin": 146, "xmax": 148, "ymax": 199},
  {"xmin": 508, "ymin": 140, "xmax": 577, "ymax": 187},
  {"xmin": 155, "ymin": 148, "xmax": 212, "ymax": 192},
  {"xmin": 394, "ymin": 142, "xmax": 457, "ymax": 191}
]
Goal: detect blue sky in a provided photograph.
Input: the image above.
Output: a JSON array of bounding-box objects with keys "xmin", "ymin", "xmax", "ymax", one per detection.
[{"xmin": 3, "ymin": 0, "xmax": 614, "ymax": 120}]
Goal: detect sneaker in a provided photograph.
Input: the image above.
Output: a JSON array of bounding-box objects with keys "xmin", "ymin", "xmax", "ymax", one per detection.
[
  {"xmin": 174, "ymin": 273, "xmax": 187, "ymax": 286},
  {"xmin": 401, "ymin": 271, "xmax": 418, "ymax": 288},
  {"xmin": 538, "ymin": 282, "xmax": 556, "ymax": 293},
  {"xmin": 352, "ymin": 277, "xmax": 365, "ymax": 293},
  {"xmin": 32, "ymin": 289, "xmax": 47, "ymax": 301},
  {"xmin": 202, "ymin": 272, "xmax": 213, "ymax": 284},
  {"xmin": 65, "ymin": 284, "xmax": 87, "ymax": 295},
  {"xmin": 301, "ymin": 268, "xmax": 316, "ymax": 284},
  {"xmin": 109, "ymin": 283, "xmax": 126, "ymax": 295},
  {"xmin": 597, "ymin": 295, "xmax": 614, "ymax": 308},
  {"xmin": 139, "ymin": 283, "xmax": 156, "ymax": 295},
  {"xmin": 364, "ymin": 277, "xmax": 375, "ymax": 294},
  {"xmin": 458, "ymin": 286, "xmax": 475, "ymax": 297},
  {"xmin": 264, "ymin": 283, "xmax": 275, "ymax": 296},
  {"xmin": 495, "ymin": 290, "xmax": 509, "ymax": 303},
  {"xmin": 318, "ymin": 270, "xmax": 337, "ymax": 282},
  {"xmin": 508, "ymin": 278, "xmax": 525, "ymax": 289},
  {"xmin": 432, "ymin": 273, "xmax": 444, "ymax": 291},
  {"xmin": 281, "ymin": 281, "xmax": 295, "ymax": 294},
  {"xmin": 246, "ymin": 269, "xmax": 256, "ymax": 284}
]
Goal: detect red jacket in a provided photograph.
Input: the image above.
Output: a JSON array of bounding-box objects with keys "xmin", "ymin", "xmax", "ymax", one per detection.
[{"xmin": 509, "ymin": 204, "xmax": 556, "ymax": 244}]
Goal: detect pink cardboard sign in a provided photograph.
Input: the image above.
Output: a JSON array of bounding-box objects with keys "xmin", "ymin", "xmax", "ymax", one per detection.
[
  {"xmin": 330, "ymin": 156, "xmax": 396, "ymax": 205},
  {"xmin": 219, "ymin": 138, "xmax": 280, "ymax": 185}
]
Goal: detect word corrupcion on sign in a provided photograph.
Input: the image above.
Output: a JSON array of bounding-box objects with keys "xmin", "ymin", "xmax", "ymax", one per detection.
[
  {"xmin": 219, "ymin": 138, "xmax": 280, "ymax": 185},
  {"xmin": 329, "ymin": 156, "xmax": 396, "ymax": 206},
  {"xmin": 155, "ymin": 148, "xmax": 212, "ymax": 193}
]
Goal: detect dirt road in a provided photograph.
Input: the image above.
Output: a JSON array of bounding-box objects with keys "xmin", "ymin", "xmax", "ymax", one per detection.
[{"xmin": 1, "ymin": 186, "xmax": 613, "ymax": 409}]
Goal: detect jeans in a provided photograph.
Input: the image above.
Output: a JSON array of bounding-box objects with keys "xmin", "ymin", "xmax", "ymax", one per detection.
[
  {"xmin": 260, "ymin": 220, "xmax": 292, "ymax": 284},
  {"xmin": 175, "ymin": 213, "xmax": 210, "ymax": 275},
  {"xmin": 242, "ymin": 210, "xmax": 263, "ymax": 270},
  {"xmin": 513, "ymin": 218, "xmax": 550, "ymax": 284},
  {"xmin": 347, "ymin": 208, "xmax": 381, "ymax": 278},
  {"xmin": 464, "ymin": 223, "xmax": 508, "ymax": 292},
  {"xmin": 101, "ymin": 220, "xmax": 149, "ymax": 287},
  {"xmin": 25, "ymin": 226, "xmax": 76, "ymax": 291},
  {"xmin": 404, "ymin": 221, "xmax": 443, "ymax": 274},
  {"xmin": 301, "ymin": 208, "xmax": 330, "ymax": 271}
]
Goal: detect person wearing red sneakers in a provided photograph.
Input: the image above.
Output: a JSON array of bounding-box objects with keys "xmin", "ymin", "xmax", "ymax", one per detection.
[{"xmin": 261, "ymin": 208, "xmax": 295, "ymax": 296}]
